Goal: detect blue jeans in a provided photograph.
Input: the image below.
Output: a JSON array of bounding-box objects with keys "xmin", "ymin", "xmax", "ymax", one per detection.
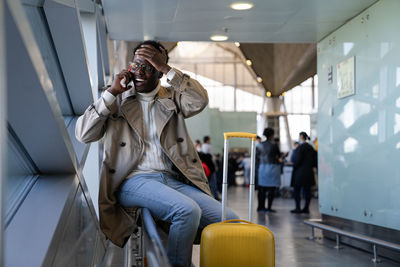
[{"xmin": 117, "ymin": 172, "xmax": 239, "ymax": 267}]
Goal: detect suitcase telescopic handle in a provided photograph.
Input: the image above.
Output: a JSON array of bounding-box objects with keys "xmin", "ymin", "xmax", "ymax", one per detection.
[
  {"xmin": 222, "ymin": 132, "xmax": 257, "ymax": 223},
  {"xmin": 224, "ymin": 132, "xmax": 257, "ymax": 141}
]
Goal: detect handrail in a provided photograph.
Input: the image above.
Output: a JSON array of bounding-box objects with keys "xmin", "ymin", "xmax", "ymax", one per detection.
[
  {"xmin": 304, "ymin": 219, "xmax": 400, "ymax": 263},
  {"xmin": 142, "ymin": 208, "xmax": 171, "ymax": 267}
]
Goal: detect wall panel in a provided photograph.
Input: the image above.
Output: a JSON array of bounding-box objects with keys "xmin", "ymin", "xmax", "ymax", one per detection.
[{"xmin": 318, "ymin": 0, "xmax": 400, "ymax": 230}]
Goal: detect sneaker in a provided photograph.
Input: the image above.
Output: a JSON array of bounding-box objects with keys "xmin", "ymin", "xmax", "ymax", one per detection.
[
  {"xmin": 290, "ymin": 209, "xmax": 302, "ymax": 214},
  {"xmin": 257, "ymin": 207, "xmax": 266, "ymax": 212}
]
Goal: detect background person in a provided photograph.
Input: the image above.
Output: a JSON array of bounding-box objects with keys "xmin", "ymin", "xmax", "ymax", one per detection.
[
  {"xmin": 201, "ymin": 135, "xmax": 213, "ymax": 155},
  {"xmin": 290, "ymin": 131, "xmax": 317, "ymax": 214},
  {"xmin": 194, "ymin": 139, "xmax": 202, "ymax": 152},
  {"xmin": 256, "ymin": 128, "xmax": 282, "ymax": 212}
]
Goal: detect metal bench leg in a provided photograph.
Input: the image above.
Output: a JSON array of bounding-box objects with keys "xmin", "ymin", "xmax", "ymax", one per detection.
[
  {"xmin": 131, "ymin": 227, "xmax": 143, "ymax": 267},
  {"xmin": 334, "ymin": 234, "xmax": 343, "ymax": 249},
  {"xmin": 308, "ymin": 226, "xmax": 316, "ymax": 240},
  {"xmin": 371, "ymin": 244, "xmax": 382, "ymax": 263},
  {"xmin": 124, "ymin": 235, "xmax": 132, "ymax": 267}
]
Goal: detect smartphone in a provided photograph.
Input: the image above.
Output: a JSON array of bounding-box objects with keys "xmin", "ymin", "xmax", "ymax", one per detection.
[{"xmin": 120, "ymin": 64, "xmax": 134, "ymax": 89}]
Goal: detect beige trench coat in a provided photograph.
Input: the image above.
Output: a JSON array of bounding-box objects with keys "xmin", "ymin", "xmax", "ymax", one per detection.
[{"xmin": 75, "ymin": 69, "xmax": 212, "ymax": 247}]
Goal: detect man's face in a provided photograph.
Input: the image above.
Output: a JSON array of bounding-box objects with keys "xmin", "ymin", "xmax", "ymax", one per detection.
[{"xmin": 131, "ymin": 55, "xmax": 161, "ymax": 93}]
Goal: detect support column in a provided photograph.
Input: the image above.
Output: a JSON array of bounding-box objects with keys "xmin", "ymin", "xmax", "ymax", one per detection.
[
  {"xmin": 233, "ymin": 61, "xmax": 237, "ymax": 112},
  {"xmin": 281, "ymin": 98, "xmax": 292, "ymax": 150},
  {"xmin": 311, "ymin": 76, "xmax": 315, "ymax": 110},
  {"xmin": 257, "ymin": 95, "xmax": 267, "ymax": 136},
  {"xmin": 265, "ymin": 97, "xmax": 281, "ymax": 138}
]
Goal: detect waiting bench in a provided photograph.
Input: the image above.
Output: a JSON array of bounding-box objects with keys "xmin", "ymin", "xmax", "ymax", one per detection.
[{"xmin": 304, "ymin": 219, "xmax": 400, "ymax": 263}]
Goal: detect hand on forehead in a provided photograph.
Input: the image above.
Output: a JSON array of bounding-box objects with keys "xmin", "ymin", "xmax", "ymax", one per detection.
[
  {"xmin": 135, "ymin": 45, "xmax": 157, "ymax": 56},
  {"xmin": 140, "ymin": 44, "xmax": 159, "ymax": 51},
  {"xmin": 135, "ymin": 44, "xmax": 166, "ymax": 58},
  {"xmin": 133, "ymin": 43, "xmax": 168, "ymax": 72}
]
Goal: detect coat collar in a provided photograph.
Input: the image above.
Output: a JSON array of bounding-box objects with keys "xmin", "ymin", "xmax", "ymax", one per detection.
[
  {"xmin": 121, "ymin": 87, "xmax": 136, "ymax": 100},
  {"xmin": 121, "ymin": 83, "xmax": 172, "ymax": 101}
]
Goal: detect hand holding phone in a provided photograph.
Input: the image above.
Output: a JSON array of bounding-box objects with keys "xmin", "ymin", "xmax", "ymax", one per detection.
[{"xmin": 108, "ymin": 70, "xmax": 133, "ymax": 96}]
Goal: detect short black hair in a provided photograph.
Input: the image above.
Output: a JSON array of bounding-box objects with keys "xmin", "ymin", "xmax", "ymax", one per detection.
[
  {"xmin": 203, "ymin": 136, "xmax": 210, "ymax": 143},
  {"xmin": 132, "ymin": 40, "xmax": 169, "ymax": 63},
  {"xmin": 263, "ymin": 127, "xmax": 274, "ymax": 140}
]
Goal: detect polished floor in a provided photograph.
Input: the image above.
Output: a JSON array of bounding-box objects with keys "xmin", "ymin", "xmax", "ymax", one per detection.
[{"xmin": 192, "ymin": 186, "xmax": 399, "ymax": 267}]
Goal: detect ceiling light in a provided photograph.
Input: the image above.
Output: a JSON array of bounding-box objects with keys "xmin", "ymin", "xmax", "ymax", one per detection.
[
  {"xmin": 246, "ymin": 59, "xmax": 252, "ymax": 66},
  {"xmin": 230, "ymin": 2, "xmax": 254, "ymax": 10},
  {"xmin": 266, "ymin": 91, "xmax": 272, "ymax": 97},
  {"xmin": 235, "ymin": 42, "xmax": 240, "ymax": 47},
  {"xmin": 210, "ymin": 35, "xmax": 229, "ymax": 41},
  {"xmin": 256, "ymin": 76, "xmax": 263, "ymax": 83}
]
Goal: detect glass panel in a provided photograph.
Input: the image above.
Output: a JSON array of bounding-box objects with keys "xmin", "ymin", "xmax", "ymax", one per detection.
[
  {"xmin": 287, "ymin": 115, "xmax": 311, "ymax": 142},
  {"xmin": 6, "ymin": 131, "xmax": 34, "ymax": 209},
  {"xmin": 167, "ymin": 42, "xmax": 263, "ymax": 112},
  {"xmin": 284, "ymin": 76, "xmax": 316, "ymax": 114},
  {"xmin": 92, "ymin": 232, "xmax": 106, "ymax": 266},
  {"xmin": 22, "ymin": 5, "xmax": 73, "ymax": 116},
  {"xmin": 52, "ymin": 185, "xmax": 97, "ymax": 267}
]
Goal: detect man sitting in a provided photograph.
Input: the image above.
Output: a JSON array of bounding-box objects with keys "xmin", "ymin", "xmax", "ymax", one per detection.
[{"xmin": 75, "ymin": 40, "xmax": 238, "ymax": 267}]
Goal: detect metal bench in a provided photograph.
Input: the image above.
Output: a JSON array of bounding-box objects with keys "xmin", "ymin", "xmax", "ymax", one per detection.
[
  {"xmin": 125, "ymin": 208, "xmax": 171, "ymax": 267},
  {"xmin": 304, "ymin": 219, "xmax": 400, "ymax": 263}
]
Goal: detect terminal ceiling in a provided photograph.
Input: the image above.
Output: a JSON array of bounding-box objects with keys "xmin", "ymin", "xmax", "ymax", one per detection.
[{"xmin": 102, "ymin": 0, "xmax": 378, "ymax": 96}]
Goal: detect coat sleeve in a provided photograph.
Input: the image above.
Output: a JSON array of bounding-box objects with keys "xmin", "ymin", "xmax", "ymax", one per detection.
[
  {"xmin": 166, "ymin": 68, "xmax": 209, "ymax": 118},
  {"xmin": 75, "ymin": 96, "xmax": 117, "ymax": 143},
  {"xmin": 292, "ymin": 145, "xmax": 304, "ymax": 168},
  {"xmin": 272, "ymin": 144, "xmax": 281, "ymax": 162}
]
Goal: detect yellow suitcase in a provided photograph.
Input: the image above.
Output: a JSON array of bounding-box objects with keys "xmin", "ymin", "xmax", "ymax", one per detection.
[{"xmin": 200, "ymin": 132, "xmax": 275, "ymax": 267}]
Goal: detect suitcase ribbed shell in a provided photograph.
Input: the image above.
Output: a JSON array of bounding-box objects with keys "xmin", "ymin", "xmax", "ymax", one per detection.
[{"xmin": 200, "ymin": 219, "xmax": 274, "ymax": 267}]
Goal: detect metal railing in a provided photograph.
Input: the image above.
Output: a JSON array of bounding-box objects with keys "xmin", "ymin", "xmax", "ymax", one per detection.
[
  {"xmin": 124, "ymin": 208, "xmax": 170, "ymax": 267},
  {"xmin": 141, "ymin": 208, "xmax": 171, "ymax": 267},
  {"xmin": 304, "ymin": 219, "xmax": 400, "ymax": 263}
]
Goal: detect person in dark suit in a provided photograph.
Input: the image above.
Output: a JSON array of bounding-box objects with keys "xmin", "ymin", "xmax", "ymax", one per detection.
[{"xmin": 290, "ymin": 132, "xmax": 317, "ymax": 214}]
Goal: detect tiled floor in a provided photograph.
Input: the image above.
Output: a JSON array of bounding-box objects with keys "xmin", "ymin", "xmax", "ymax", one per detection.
[{"xmin": 192, "ymin": 186, "xmax": 399, "ymax": 267}]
